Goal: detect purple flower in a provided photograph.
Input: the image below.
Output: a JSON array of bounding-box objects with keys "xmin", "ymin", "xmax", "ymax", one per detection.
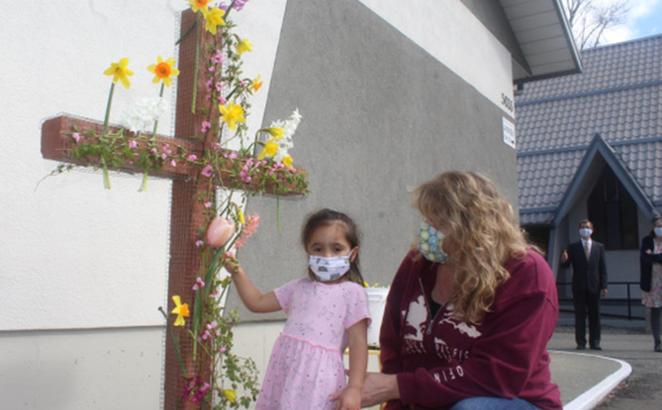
[
  {"xmin": 228, "ymin": 151, "xmax": 238, "ymax": 160},
  {"xmin": 215, "ymin": 81, "xmax": 223, "ymax": 93},
  {"xmin": 128, "ymin": 139, "xmax": 138, "ymax": 149},
  {"xmin": 233, "ymin": 0, "xmax": 249, "ymax": 11},
  {"xmin": 195, "ymin": 240, "xmax": 204, "ymax": 248},
  {"xmin": 201, "ymin": 120, "xmax": 211, "ymax": 133},
  {"xmin": 201, "ymin": 164, "xmax": 214, "ymax": 178},
  {"xmin": 72, "ymin": 132, "xmax": 82, "ymax": 143},
  {"xmin": 187, "ymin": 154, "xmax": 198, "ymax": 162}
]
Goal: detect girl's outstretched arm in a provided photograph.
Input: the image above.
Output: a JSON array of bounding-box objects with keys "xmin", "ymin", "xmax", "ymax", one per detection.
[{"xmin": 224, "ymin": 254, "xmax": 281, "ymax": 313}]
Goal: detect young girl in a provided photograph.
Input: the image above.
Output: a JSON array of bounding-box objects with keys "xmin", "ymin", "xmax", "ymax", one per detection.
[{"xmin": 224, "ymin": 208, "xmax": 370, "ymax": 410}]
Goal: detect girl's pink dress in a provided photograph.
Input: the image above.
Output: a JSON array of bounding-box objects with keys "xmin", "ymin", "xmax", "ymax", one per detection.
[{"xmin": 255, "ymin": 277, "xmax": 370, "ymax": 410}]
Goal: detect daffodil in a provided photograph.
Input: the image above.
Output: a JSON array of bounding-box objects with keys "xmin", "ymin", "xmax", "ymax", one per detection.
[
  {"xmin": 282, "ymin": 154, "xmax": 293, "ymax": 167},
  {"xmin": 251, "ymin": 75, "xmax": 263, "ymax": 92},
  {"xmin": 222, "ymin": 389, "xmax": 237, "ymax": 403},
  {"xmin": 219, "ymin": 102, "xmax": 245, "ymax": 131},
  {"xmin": 171, "ymin": 295, "xmax": 190, "ymax": 327},
  {"xmin": 103, "ymin": 57, "xmax": 134, "ymax": 89},
  {"xmin": 264, "ymin": 127, "xmax": 284, "ymax": 139},
  {"xmin": 147, "ymin": 56, "xmax": 180, "ymax": 87},
  {"xmin": 236, "ymin": 38, "xmax": 253, "ymax": 55},
  {"xmin": 189, "ymin": 0, "xmax": 211, "ymax": 13},
  {"xmin": 257, "ymin": 139, "xmax": 279, "ymax": 160},
  {"xmin": 202, "ymin": 7, "xmax": 226, "ymax": 35},
  {"xmin": 236, "ymin": 207, "xmax": 246, "ymax": 225}
]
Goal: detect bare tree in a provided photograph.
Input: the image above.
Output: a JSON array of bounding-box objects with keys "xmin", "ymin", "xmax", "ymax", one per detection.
[{"xmin": 561, "ymin": 0, "xmax": 631, "ymax": 49}]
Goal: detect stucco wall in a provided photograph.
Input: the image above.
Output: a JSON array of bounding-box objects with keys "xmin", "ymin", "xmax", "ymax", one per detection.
[{"xmin": 229, "ymin": 0, "xmax": 520, "ymax": 320}]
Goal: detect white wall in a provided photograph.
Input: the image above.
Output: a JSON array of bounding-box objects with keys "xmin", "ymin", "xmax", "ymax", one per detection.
[{"xmin": 0, "ymin": 0, "xmax": 288, "ymax": 408}]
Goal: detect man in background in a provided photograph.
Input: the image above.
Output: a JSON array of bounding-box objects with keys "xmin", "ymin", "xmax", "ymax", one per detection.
[{"xmin": 561, "ymin": 219, "xmax": 608, "ymax": 350}]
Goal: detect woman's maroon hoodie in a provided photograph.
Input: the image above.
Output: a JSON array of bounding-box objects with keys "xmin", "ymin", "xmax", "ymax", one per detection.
[{"xmin": 380, "ymin": 249, "xmax": 561, "ymax": 409}]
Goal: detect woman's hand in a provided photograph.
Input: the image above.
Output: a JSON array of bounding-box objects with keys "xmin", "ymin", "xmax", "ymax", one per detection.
[
  {"xmin": 331, "ymin": 385, "xmax": 362, "ymax": 410},
  {"xmin": 360, "ymin": 372, "xmax": 399, "ymax": 406},
  {"xmin": 331, "ymin": 372, "xmax": 400, "ymax": 407}
]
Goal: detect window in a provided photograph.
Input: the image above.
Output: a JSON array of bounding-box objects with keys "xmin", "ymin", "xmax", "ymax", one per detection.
[{"xmin": 587, "ymin": 167, "xmax": 639, "ymax": 250}]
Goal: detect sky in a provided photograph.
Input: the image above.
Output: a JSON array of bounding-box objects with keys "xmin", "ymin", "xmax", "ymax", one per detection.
[{"xmin": 595, "ymin": 0, "xmax": 662, "ymax": 44}]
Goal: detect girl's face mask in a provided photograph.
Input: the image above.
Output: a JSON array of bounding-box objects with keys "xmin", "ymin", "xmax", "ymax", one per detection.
[
  {"xmin": 308, "ymin": 253, "xmax": 352, "ymax": 282},
  {"xmin": 417, "ymin": 222, "xmax": 449, "ymax": 264}
]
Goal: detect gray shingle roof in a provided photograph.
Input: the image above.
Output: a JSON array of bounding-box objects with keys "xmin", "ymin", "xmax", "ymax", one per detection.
[{"xmin": 516, "ymin": 34, "xmax": 662, "ymax": 224}]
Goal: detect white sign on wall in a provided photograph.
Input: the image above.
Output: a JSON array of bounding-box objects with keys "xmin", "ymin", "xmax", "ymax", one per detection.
[{"xmin": 502, "ymin": 117, "xmax": 516, "ymax": 149}]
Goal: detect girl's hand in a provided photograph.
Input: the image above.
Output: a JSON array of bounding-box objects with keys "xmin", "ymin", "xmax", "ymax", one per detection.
[
  {"xmin": 223, "ymin": 252, "xmax": 240, "ymax": 275},
  {"xmin": 330, "ymin": 385, "xmax": 361, "ymax": 410}
]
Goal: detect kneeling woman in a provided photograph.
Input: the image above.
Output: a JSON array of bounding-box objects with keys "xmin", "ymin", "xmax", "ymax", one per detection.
[{"xmin": 361, "ymin": 171, "xmax": 561, "ymax": 410}]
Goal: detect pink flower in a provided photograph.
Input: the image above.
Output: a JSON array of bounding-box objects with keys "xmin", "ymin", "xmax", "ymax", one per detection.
[
  {"xmin": 150, "ymin": 148, "xmax": 158, "ymax": 156},
  {"xmin": 187, "ymin": 154, "xmax": 198, "ymax": 162},
  {"xmin": 204, "ymin": 201, "xmax": 212, "ymax": 209},
  {"xmin": 215, "ymin": 81, "xmax": 223, "ymax": 93},
  {"xmin": 228, "ymin": 151, "xmax": 238, "ymax": 160},
  {"xmin": 72, "ymin": 132, "xmax": 82, "ymax": 143},
  {"xmin": 219, "ymin": 346, "xmax": 226, "ymax": 354},
  {"xmin": 206, "ymin": 217, "xmax": 235, "ymax": 248},
  {"xmin": 211, "ymin": 50, "xmax": 223, "ymax": 64},
  {"xmin": 211, "ymin": 142, "xmax": 221, "ymax": 151},
  {"xmin": 201, "ymin": 120, "xmax": 211, "ymax": 133},
  {"xmin": 170, "ymin": 159, "xmax": 177, "ymax": 167},
  {"xmin": 201, "ymin": 164, "xmax": 213, "ymax": 178},
  {"xmin": 235, "ymin": 215, "xmax": 260, "ymax": 249},
  {"xmin": 192, "ymin": 277, "xmax": 205, "ymax": 291},
  {"xmin": 217, "ymin": 95, "xmax": 226, "ymax": 105},
  {"xmin": 128, "ymin": 140, "xmax": 138, "ymax": 149},
  {"xmin": 208, "ymin": 65, "xmax": 215, "ymax": 72},
  {"xmin": 195, "ymin": 240, "xmax": 204, "ymax": 248}
]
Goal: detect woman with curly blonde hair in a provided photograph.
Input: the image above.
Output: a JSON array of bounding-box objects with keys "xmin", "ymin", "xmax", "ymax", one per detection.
[{"xmin": 358, "ymin": 171, "xmax": 561, "ymax": 410}]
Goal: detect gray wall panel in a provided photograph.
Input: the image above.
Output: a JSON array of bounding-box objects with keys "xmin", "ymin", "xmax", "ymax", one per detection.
[{"xmin": 228, "ymin": 0, "xmax": 518, "ymax": 320}]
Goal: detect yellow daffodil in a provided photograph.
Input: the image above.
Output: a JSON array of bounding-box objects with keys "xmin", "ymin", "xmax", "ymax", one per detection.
[
  {"xmin": 236, "ymin": 38, "xmax": 253, "ymax": 55},
  {"xmin": 202, "ymin": 7, "xmax": 226, "ymax": 35},
  {"xmin": 189, "ymin": 0, "xmax": 211, "ymax": 13},
  {"xmin": 282, "ymin": 154, "xmax": 293, "ymax": 167},
  {"xmin": 171, "ymin": 295, "xmax": 190, "ymax": 327},
  {"xmin": 147, "ymin": 56, "xmax": 180, "ymax": 87},
  {"xmin": 219, "ymin": 102, "xmax": 245, "ymax": 131},
  {"xmin": 222, "ymin": 389, "xmax": 237, "ymax": 403},
  {"xmin": 265, "ymin": 127, "xmax": 284, "ymax": 140},
  {"xmin": 362, "ymin": 280, "xmax": 369, "ymax": 288},
  {"xmin": 257, "ymin": 139, "xmax": 279, "ymax": 160},
  {"xmin": 103, "ymin": 58, "xmax": 134, "ymax": 89},
  {"xmin": 251, "ymin": 75, "xmax": 263, "ymax": 92},
  {"xmin": 236, "ymin": 207, "xmax": 246, "ymax": 225}
]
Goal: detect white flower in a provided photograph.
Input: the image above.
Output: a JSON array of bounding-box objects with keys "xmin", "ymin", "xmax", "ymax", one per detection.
[
  {"xmin": 121, "ymin": 97, "xmax": 169, "ymax": 134},
  {"xmin": 261, "ymin": 109, "xmax": 301, "ymax": 163}
]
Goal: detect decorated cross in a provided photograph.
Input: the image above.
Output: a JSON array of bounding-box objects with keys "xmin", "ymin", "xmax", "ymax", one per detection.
[{"xmin": 41, "ymin": 5, "xmax": 306, "ymax": 410}]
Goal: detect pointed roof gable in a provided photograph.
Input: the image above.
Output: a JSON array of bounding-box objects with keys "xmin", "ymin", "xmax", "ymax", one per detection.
[{"xmin": 552, "ymin": 134, "xmax": 657, "ymax": 226}]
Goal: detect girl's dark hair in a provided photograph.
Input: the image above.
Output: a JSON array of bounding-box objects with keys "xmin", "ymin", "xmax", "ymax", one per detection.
[{"xmin": 301, "ymin": 208, "xmax": 365, "ymax": 286}]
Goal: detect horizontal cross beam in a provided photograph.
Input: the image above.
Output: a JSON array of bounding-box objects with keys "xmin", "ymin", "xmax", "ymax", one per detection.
[{"xmin": 42, "ymin": 115, "xmax": 307, "ymax": 195}]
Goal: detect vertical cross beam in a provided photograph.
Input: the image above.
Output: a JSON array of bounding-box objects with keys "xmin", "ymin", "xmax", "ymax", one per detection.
[{"xmin": 164, "ymin": 10, "xmax": 215, "ymax": 410}]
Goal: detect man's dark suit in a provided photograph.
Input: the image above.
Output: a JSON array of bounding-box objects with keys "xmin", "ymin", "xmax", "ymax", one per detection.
[{"xmin": 562, "ymin": 240, "xmax": 608, "ymax": 348}]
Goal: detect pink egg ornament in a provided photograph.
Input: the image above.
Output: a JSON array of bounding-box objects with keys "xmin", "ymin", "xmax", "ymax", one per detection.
[{"xmin": 206, "ymin": 217, "xmax": 235, "ymax": 248}]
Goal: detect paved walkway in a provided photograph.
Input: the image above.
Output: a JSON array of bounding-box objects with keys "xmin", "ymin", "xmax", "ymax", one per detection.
[{"xmin": 549, "ymin": 325, "xmax": 662, "ymax": 409}]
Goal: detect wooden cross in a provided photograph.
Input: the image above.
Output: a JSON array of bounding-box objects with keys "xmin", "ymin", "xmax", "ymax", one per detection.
[{"xmin": 40, "ymin": 10, "xmax": 305, "ymax": 409}]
